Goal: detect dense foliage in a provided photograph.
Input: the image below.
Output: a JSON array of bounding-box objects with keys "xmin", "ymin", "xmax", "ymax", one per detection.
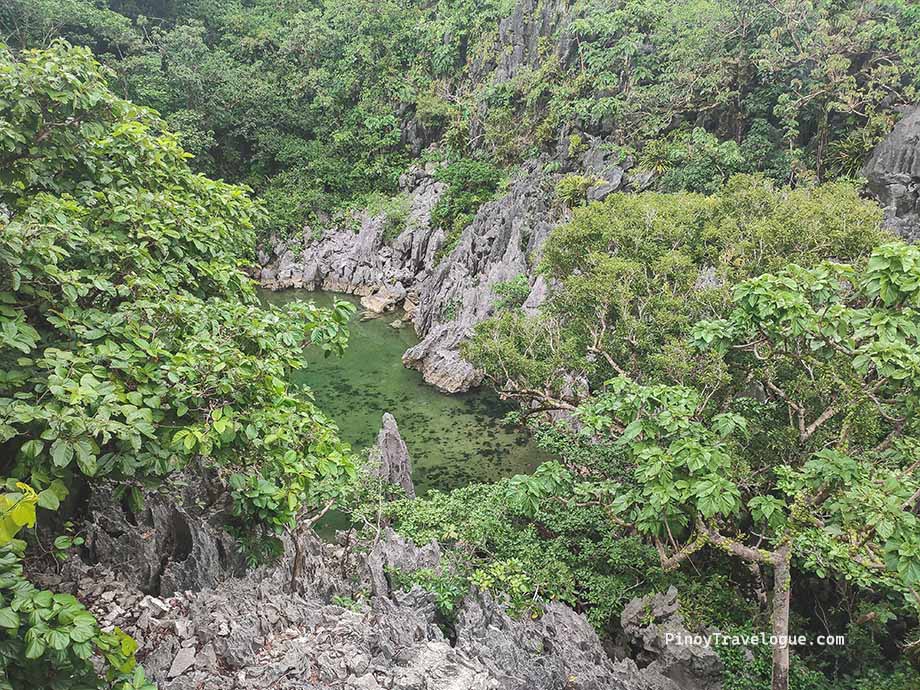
[
  {"xmin": 0, "ymin": 41, "xmax": 357, "ymax": 528},
  {"xmin": 4, "ymin": 1, "xmax": 920, "ymax": 689},
  {"xmin": 0, "ymin": 482, "xmax": 154, "ymax": 689},
  {"xmin": 0, "ymin": 42, "xmax": 359, "ymax": 687},
  {"xmin": 565, "ymin": 244, "xmax": 920, "ymax": 687},
  {"xmin": 465, "ymin": 175, "xmax": 886, "ymax": 404},
  {"xmin": 4, "ymin": 0, "xmax": 919, "ymax": 240},
  {"xmin": 0, "ymin": 0, "xmax": 516, "ymax": 237},
  {"xmin": 440, "ymin": 182, "xmax": 919, "ymax": 687}
]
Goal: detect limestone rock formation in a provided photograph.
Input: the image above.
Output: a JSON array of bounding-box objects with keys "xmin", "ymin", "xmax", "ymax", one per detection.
[
  {"xmin": 457, "ymin": 590, "xmax": 641, "ymax": 690},
  {"xmin": 863, "ymin": 105, "xmax": 920, "ymax": 241},
  {"xmin": 62, "ymin": 524, "xmax": 698, "ymax": 690},
  {"xmin": 258, "ymin": 164, "xmax": 446, "ymax": 295},
  {"xmin": 82, "ymin": 473, "xmax": 245, "ymax": 595},
  {"xmin": 402, "ymin": 159, "xmax": 564, "ymax": 392},
  {"xmin": 620, "ymin": 587, "xmax": 724, "ymax": 690},
  {"xmin": 365, "ymin": 527, "xmax": 440, "ymax": 598},
  {"xmin": 467, "ymin": 0, "xmax": 576, "ymax": 136},
  {"xmin": 47, "ymin": 461, "xmax": 727, "ymax": 690},
  {"xmin": 361, "ymin": 283, "xmax": 407, "ymax": 314},
  {"xmin": 259, "ymin": 158, "xmax": 565, "ymax": 393},
  {"xmin": 371, "ymin": 413, "xmax": 416, "ymax": 498}
]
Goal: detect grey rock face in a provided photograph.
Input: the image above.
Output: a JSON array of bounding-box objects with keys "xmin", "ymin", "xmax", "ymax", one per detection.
[
  {"xmin": 83, "ymin": 473, "xmax": 245, "ymax": 595},
  {"xmin": 456, "ymin": 591, "xmax": 637, "ymax": 690},
  {"xmin": 401, "ymin": 107, "xmax": 443, "ymax": 158},
  {"xmin": 259, "ymin": 165, "xmax": 447, "ymax": 295},
  {"xmin": 620, "ymin": 587, "xmax": 723, "ymax": 690},
  {"xmin": 365, "ymin": 527, "xmax": 440, "ymax": 598},
  {"xmin": 521, "ymin": 274, "xmax": 548, "ymax": 315},
  {"xmin": 491, "ymin": 0, "xmax": 575, "ymax": 84},
  {"xmin": 370, "ymin": 413, "xmax": 416, "ymax": 499},
  {"xmin": 863, "ymin": 105, "xmax": 920, "ymax": 241},
  {"xmin": 402, "ymin": 160, "xmax": 563, "ymax": 392},
  {"xmin": 361, "ymin": 283, "xmax": 407, "ymax": 314}
]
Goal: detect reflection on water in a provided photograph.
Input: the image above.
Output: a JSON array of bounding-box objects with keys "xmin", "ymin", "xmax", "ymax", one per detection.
[{"xmin": 259, "ymin": 289, "xmax": 547, "ymax": 493}]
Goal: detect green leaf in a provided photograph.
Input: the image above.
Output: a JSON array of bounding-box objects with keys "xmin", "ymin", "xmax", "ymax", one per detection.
[
  {"xmin": 53, "ymin": 536, "xmax": 73, "ymax": 550},
  {"xmin": 76, "ymin": 452, "xmax": 98, "ymax": 477},
  {"xmin": 19, "ymin": 440, "xmax": 44, "ymax": 460},
  {"xmin": 46, "ymin": 629, "xmax": 70, "ymax": 650},
  {"xmin": 37, "ymin": 489, "xmax": 60, "ymax": 511},
  {"xmin": 0, "ymin": 607, "xmax": 19, "ymax": 629},
  {"xmin": 72, "ymin": 640, "xmax": 93, "ymax": 659},
  {"xmin": 24, "ymin": 636, "xmax": 46, "ymax": 659},
  {"xmin": 69, "ymin": 624, "xmax": 95, "ymax": 643}
]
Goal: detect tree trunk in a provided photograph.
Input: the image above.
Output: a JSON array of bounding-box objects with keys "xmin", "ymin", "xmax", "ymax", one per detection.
[
  {"xmin": 286, "ymin": 524, "xmax": 305, "ymax": 595},
  {"xmin": 771, "ymin": 544, "xmax": 792, "ymax": 690},
  {"xmin": 815, "ymin": 107, "xmax": 829, "ymax": 182}
]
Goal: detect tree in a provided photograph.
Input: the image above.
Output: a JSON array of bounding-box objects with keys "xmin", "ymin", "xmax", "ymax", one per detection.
[
  {"xmin": 529, "ymin": 243, "xmax": 920, "ymax": 690},
  {"xmin": 753, "ymin": 0, "xmax": 916, "ymax": 179},
  {"xmin": 465, "ymin": 175, "xmax": 886, "ymax": 412}
]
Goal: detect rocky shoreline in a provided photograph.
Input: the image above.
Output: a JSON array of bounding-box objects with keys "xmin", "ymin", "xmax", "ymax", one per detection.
[
  {"xmin": 257, "ymin": 142, "xmax": 645, "ymax": 393},
  {"xmin": 257, "ymin": 101, "xmax": 920, "ymax": 396}
]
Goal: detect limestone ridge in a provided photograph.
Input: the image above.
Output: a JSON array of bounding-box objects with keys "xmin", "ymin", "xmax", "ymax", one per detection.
[
  {"xmin": 258, "ymin": 162, "xmax": 447, "ymax": 301},
  {"xmin": 37, "ymin": 435, "xmax": 716, "ymax": 690},
  {"xmin": 80, "ymin": 472, "xmax": 246, "ymax": 597},
  {"xmin": 401, "ymin": 159, "xmax": 563, "ymax": 391},
  {"xmin": 863, "ymin": 105, "xmax": 920, "ymax": 242}
]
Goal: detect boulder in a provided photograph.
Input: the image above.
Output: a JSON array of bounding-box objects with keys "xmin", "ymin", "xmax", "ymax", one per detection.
[
  {"xmin": 360, "ymin": 283, "xmax": 407, "ymax": 314},
  {"xmin": 863, "ymin": 105, "xmax": 920, "ymax": 241}
]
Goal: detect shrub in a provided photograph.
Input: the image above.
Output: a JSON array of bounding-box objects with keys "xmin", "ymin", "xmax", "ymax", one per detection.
[
  {"xmin": 362, "ymin": 192, "xmax": 411, "ymax": 244},
  {"xmin": 0, "ymin": 42, "xmax": 361, "ymax": 684},
  {"xmin": 431, "ymin": 159, "xmax": 503, "ymax": 234},
  {"xmin": 555, "ymin": 174, "xmax": 598, "ymax": 207},
  {"xmin": 468, "ymin": 174, "xmax": 887, "ymax": 398},
  {"xmin": 640, "ymin": 128, "xmax": 747, "ymax": 194},
  {"xmin": 493, "ymin": 275, "xmax": 531, "ymax": 312},
  {"xmin": 0, "ymin": 481, "xmax": 154, "ymax": 689},
  {"xmin": 414, "ymin": 91, "xmax": 454, "ymax": 129}
]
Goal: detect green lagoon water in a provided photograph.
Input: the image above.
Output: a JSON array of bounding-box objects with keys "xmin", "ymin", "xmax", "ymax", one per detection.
[{"xmin": 260, "ymin": 290, "xmax": 547, "ymax": 493}]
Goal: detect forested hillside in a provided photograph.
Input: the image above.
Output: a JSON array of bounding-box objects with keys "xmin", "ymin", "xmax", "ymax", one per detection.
[
  {"xmin": 4, "ymin": 0, "xmax": 920, "ymax": 234},
  {"xmin": 2, "ymin": 2, "xmax": 920, "ymax": 690}
]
